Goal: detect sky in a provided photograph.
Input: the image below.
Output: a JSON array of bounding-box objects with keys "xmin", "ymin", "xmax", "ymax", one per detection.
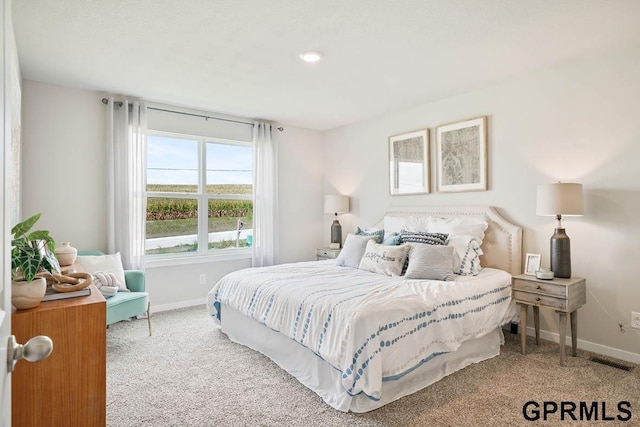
[{"xmin": 147, "ymin": 135, "xmax": 252, "ymax": 186}]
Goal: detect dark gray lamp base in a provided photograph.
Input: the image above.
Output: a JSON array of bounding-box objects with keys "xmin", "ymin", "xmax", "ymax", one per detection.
[
  {"xmin": 550, "ymin": 227, "xmax": 571, "ymax": 278},
  {"xmin": 330, "ymin": 219, "xmax": 342, "ymax": 248}
]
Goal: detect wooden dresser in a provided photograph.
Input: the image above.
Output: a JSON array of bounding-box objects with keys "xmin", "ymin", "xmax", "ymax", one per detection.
[{"xmin": 12, "ymin": 283, "xmax": 106, "ymax": 426}]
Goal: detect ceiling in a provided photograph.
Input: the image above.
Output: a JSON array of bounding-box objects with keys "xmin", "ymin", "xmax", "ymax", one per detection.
[{"xmin": 12, "ymin": 0, "xmax": 640, "ymax": 131}]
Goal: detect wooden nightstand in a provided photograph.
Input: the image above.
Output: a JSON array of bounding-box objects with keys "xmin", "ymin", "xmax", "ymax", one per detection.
[
  {"xmin": 316, "ymin": 248, "xmax": 341, "ymax": 260},
  {"xmin": 512, "ymin": 274, "xmax": 586, "ymax": 366}
]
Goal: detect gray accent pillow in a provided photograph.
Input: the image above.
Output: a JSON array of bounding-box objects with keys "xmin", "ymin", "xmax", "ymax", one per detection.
[
  {"xmin": 335, "ymin": 234, "xmax": 375, "ymax": 268},
  {"xmin": 405, "ymin": 244, "xmax": 456, "ymax": 281},
  {"xmin": 358, "ymin": 240, "xmax": 410, "ymax": 277}
]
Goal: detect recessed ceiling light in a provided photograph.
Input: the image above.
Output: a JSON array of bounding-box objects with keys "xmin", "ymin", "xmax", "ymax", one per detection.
[{"xmin": 299, "ymin": 51, "xmax": 323, "ymax": 63}]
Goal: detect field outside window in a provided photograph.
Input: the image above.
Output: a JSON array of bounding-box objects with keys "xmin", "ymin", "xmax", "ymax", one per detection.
[{"xmin": 146, "ymin": 133, "xmax": 253, "ymax": 256}]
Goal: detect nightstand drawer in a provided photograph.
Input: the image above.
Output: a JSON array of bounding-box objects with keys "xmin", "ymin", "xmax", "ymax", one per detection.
[
  {"xmin": 316, "ymin": 248, "xmax": 341, "ymax": 259},
  {"xmin": 513, "ymin": 290, "xmax": 568, "ymax": 311},
  {"xmin": 317, "ymin": 249, "xmax": 333, "ymax": 257},
  {"xmin": 512, "ymin": 278, "xmax": 567, "ymax": 298}
]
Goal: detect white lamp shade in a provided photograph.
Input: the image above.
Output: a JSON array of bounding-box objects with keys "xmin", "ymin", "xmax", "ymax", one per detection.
[
  {"xmin": 536, "ymin": 183, "xmax": 584, "ymax": 216},
  {"xmin": 324, "ymin": 195, "xmax": 350, "ymax": 214}
]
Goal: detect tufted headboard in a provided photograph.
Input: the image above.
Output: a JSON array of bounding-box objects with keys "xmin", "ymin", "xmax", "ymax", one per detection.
[{"xmin": 372, "ymin": 206, "xmax": 523, "ymax": 275}]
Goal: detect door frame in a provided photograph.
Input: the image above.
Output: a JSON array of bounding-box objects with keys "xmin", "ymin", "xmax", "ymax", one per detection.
[{"xmin": 1, "ymin": 0, "xmax": 16, "ymax": 423}]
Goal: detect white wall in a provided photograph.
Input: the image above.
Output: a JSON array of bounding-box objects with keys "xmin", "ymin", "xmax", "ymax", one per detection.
[
  {"xmin": 20, "ymin": 80, "xmax": 324, "ymax": 310},
  {"xmin": 323, "ymin": 46, "xmax": 640, "ymax": 362},
  {"xmin": 273, "ymin": 123, "xmax": 324, "ymax": 263},
  {"xmin": 21, "ymin": 80, "xmax": 107, "ymax": 250}
]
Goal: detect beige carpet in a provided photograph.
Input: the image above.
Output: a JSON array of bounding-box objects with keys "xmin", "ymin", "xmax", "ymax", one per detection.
[{"xmin": 106, "ymin": 306, "xmax": 640, "ymax": 426}]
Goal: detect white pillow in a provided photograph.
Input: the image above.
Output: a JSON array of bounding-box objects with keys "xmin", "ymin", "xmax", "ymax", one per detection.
[
  {"xmin": 76, "ymin": 252, "xmax": 128, "ymax": 291},
  {"xmin": 383, "ymin": 216, "xmax": 408, "ymax": 235},
  {"xmin": 427, "ymin": 217, "xmax": 488, "ymax": 244},
  {"xmin": 405, "ymin": 244, "xmax": 456, "ymax": 281},
  {"xmin": 335, "ymin": 234, "xmax": 375, "ymax": 268},
  {"xmin": 358, "ymin": 240, "xmax": 410, "ymax": 277},
  {"xmin": 92, "ymin": 272, "xmax": 122, "ymax": 298},
  {"xmin": 403, "ymin": 216, "xmax": 431, "ymax": 232}
]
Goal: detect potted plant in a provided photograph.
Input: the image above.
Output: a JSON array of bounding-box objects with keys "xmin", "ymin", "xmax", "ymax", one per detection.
[{"xmin": 11, "ymin": 213, "xmax": 60, "ymax": 309}]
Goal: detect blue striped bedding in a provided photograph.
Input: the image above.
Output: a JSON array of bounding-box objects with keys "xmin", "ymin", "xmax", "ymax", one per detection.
[{"xmin": 207, "ymin": 260, "xmax": 514, "ymax": 401}]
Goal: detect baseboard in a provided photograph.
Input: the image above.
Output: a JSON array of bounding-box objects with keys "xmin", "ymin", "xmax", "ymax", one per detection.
[
  {"xmin": 151, "ymin": 298, "xmax": 206, "ymax": 313},
  {"xmin": 524, "ymin": 325, "xmax": 640, "ymax": 364}
]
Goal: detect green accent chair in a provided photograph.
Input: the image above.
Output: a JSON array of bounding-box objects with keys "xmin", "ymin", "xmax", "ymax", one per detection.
[{"xmin": 77, "ymin": 250, "xmax": 151, "ymax": 335}]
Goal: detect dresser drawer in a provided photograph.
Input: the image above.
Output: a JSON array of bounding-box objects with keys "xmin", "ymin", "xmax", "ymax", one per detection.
[
  {"xmin": 512, "ymin": 278, "xmax": 567, "ymax": 298},
  {"xmin": 513, "ymin": 290, "xmax": 568, "ymax": 311}
]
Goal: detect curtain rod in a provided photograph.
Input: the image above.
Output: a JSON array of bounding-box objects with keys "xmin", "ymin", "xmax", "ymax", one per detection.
[{"xmin": 101, "ymin": 98, "xmax": 255, "ymax": 127}]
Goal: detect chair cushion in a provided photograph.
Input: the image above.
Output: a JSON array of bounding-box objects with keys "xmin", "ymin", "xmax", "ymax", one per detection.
[{"xmin": 106, "ymin": 291, "xmax": 149, "ymax": 325}]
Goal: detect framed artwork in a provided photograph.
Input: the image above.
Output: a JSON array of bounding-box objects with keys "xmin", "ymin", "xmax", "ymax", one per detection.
[
  {"xmin": 436, "ymin": 116, "xmax": 487, "ymax": 193},
  {"xmin": 524, "ymin": 253, "xmax": 541, "ymax": 275},
  {"xmin": 389, "ymin": 129, "xmax": 429, "ymax": 195}
]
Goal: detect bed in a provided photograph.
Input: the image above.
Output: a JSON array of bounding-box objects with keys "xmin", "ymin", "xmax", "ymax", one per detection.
[{"xmin": 207, "ymin": 206, "xmax": 522, "ymax": 412}]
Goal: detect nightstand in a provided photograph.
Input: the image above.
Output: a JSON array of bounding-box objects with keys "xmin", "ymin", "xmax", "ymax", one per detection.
[
  {"xmin": 512, "ymin": 274, "xmax": 586, "ymax": 366},
  {"xmin": 316, "ymin": 248, "xmax": 341, "ymax": 260}
]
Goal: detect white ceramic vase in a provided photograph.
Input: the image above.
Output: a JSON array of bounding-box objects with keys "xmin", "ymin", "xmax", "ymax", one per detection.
[
  {"xmin": 55, "ymin": 242, "xmax": 78, "ymax": 266},
  {"xmin": 11, "ymin": 277, "xmax": 47, "ymax": 309}
]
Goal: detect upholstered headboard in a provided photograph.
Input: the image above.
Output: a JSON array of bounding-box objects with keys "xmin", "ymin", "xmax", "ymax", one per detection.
[{"xmin": 373, "ymin": 206, "xmax": 523, "ymax": 275}]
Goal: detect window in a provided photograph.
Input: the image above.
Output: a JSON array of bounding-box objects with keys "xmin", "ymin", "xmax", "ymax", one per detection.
[{"xmin": 146, "ymin": 131, "xmax": 253, "ymax": 256}]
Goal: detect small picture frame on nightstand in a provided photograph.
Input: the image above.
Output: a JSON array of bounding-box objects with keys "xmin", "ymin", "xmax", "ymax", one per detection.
[{"xmin": 524, "ymin": 253, "xmax": 541, "ymax": 275}]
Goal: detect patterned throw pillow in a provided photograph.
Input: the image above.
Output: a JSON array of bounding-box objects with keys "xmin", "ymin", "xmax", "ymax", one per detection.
[
  {"xmin": 447, "ymin": 235, "xmax": 483, "ymax": 275},
  {"xmin": 358, "ymin": 240, "xmax": 410, "ymax": 277},
  {"xmin": 404, "ymin": 244, "xmax": 456, "ymax": 281},
  {"xmin": 399, "ymin": 230, "xmax": 448, "ymax": 245},
  {"xmin": 355, "ymin": 227, "xmax": 384, "ymax": 244}
]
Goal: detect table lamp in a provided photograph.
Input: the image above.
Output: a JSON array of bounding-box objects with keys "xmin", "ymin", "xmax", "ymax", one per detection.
[
  {"xmin": 324, "ymin": 195, "xmax": 350, "ymax": 249},
  {"xmin": 536, "ymin": 182, "xmax": 583, "ymax": 278}
]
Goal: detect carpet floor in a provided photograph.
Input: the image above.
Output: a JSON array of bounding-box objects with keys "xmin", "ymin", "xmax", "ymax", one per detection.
[{"xmin": 106, "ymin": 305, "xmax": 640, "ymax": 426}]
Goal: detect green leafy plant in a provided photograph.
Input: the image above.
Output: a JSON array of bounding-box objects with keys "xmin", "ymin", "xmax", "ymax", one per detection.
[{"xmin": 11, "ymin": 213, "xmax": 60, "ymax": 282}]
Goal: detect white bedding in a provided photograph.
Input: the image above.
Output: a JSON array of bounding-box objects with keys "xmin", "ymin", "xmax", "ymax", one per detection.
[{"xmin": 207, "ymin": 260, "xmax": 514, "ymax": 402}]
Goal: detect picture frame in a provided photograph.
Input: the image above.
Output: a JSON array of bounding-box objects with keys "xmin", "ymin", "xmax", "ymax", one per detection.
[
  {"xmin": 435, "ymin": 116, "xmax": 487, "ymax": 193},
  {"xmin": 389, "ymin": 129, "xmax": 429, "ymax": 195},
  {"xmin": 524, "ymin": 253, "xmax": 541, "ymax": 276}
]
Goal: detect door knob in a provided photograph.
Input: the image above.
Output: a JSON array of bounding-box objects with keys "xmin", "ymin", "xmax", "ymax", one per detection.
[{"xmin": 7, "ymin": 335, "xmax": 53, "ymax": 373}]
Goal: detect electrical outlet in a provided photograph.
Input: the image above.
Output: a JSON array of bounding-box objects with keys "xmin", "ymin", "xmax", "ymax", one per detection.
[
  {"xmin": 199, "ymin": 273, "xmax": 206, "ymax": 285},
  {"xmin": 631, "ymin": 312, "xmax": 640, "ymax": 329}
]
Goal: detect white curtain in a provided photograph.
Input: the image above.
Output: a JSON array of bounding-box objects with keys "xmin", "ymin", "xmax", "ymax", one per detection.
[
  {"xmin": 252, "ymin": 122, "xmax": 279, "ymax": 267},
  {"xmin": 105, "ymin": 98, "xmax": 147, "ymax": 270}
]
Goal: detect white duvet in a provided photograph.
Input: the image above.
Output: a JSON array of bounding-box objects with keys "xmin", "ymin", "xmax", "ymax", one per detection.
[{"xmin": 207, "ymin": 261, "xmax": 514, "ymax": 401}]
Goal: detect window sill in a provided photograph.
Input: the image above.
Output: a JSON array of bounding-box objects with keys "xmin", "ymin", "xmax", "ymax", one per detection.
[{"xmin": 145, "ymin": 249, "xmax": 252, "ymax": 269}]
